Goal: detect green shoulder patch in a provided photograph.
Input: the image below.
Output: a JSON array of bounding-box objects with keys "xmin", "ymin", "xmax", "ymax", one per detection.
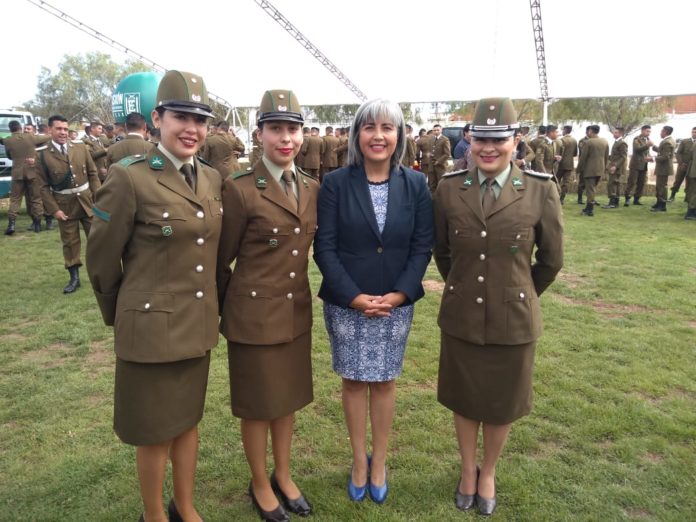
[
  {"xmin": 149, "ymin": 155, "xmax": 165, "ymax": 170},
  {"xmin": 443, "ymin": 169, "xmax": 468, "ymax": 178},
  {"xmin": 523, "ymin": 170, "xmax": 553, "ymax": 180},
  {"xmin": 92, "ymin": 205, "xmax": 111, "ymax": 222},
  {"xmin": 232, "ymin": 169, "xmax": 253, "ymax": 180},
  {"xmin": 118, "ymin": 154, "xmax": 146, "ymax": 167}
]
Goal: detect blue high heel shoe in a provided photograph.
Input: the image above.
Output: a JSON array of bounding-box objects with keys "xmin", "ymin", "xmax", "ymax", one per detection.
[
  {"xmin": 347, "ymin": 455, "xmax": 369, "ymax": 501},
  {"xmin": 368, "ymin": 456, "xmax": 388, "ymax": 505}
]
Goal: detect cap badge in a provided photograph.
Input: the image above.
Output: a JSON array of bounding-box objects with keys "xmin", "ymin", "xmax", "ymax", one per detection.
[
  {"xmin": 489, "ymin": 105, "xmax": 495, "ymax": 110},
  {"xmin": 487, "ymin": 118, "xmax": 497, "ymax": 125},
  {"xmin": 150, "ymin": 156, "xmax": 164, "ymax": 169},
  {"xmin": 278, "ymin": 105, "xmax": 287, "ymax": 112},
  {"xmin": 192, "ymin": 94, "xmax": 201, "ymax": 102},
  {"xmin": 278, "ymin": 94, "xmax": 285, "ymax": 99},
  {"xmin": 191, "ymin": 77, "xmax": 198, "ymax": 83},
  {"xmin": 161, "ymin": 225, "xmax": 173, "ymax": 237}
]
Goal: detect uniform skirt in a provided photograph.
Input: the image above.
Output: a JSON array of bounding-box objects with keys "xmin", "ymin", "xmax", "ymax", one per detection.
[
  {"xmin": 227, "ymin": 330, "xmax": 313, "ymax": 420},
  {"xmin": 437, "ymin": 333, "xmax": 536, "ymax": 425},
  {"xmin": 114, "ymin": 351, "xmax": 211, "ymax": 446}
]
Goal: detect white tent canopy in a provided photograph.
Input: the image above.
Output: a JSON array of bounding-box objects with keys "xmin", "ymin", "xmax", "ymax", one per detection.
[{"xmin": 4, "ymin": 0, "xmax": 693, "ymax": 108}]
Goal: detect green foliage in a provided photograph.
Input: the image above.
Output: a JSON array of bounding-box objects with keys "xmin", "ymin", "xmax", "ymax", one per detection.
[
  {"xmin": 1, "ymin": 193, "xmax": 695, "ymax": 520},
  {"xmin": 549, "ymin": 97, "xmax": 674, "ymax": 135},
  {"xmin": 25, "ymin": 52, "xmax": 150, "ymax": 125},
  {"xmin": 305, "ymin": 104, "xmax": 359, "ymax": 125}
]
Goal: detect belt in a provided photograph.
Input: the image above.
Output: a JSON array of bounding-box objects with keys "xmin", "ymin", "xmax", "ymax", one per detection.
[{"xmin": 52, "ymin": 182, "xmax": 89, "ymax": 195}]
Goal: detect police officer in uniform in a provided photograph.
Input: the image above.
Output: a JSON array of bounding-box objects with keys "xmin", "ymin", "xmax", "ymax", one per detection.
[
  {"xmin": 36, "ymin": 115, "xmax": 100, "ymax": 293},
  {"xmin": 433, "ymin": 98, "xmax": 563, "ymax": 516},
  {"xmin": 86, "ymin": 70, "xmax": 221, "ymax": 522},
  {"xmin": 217, "ymin": 90, "xmax": 317, "ymax": 521},
  {"xmin": 105, "ymin": 112, "xmax": 153, "ymax": 168},
  {"xmin": 624, "ymin": 125, "xmax": 654, "ymax": 206},
  {"xmin": 82, "ymin": 119, "xmax": 110, "ymax": 181}
]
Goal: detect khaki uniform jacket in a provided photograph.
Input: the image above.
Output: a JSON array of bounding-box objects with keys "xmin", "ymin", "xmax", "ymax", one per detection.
[
  {"xmin": 431, "ymin": 135, "xmax": 451, "ymax": 168},
  {"xmin": 608, "ymin": 138, "xmax": 628, "ymax": 177},
  {"xmin": 653, "ymin": 136, "xmax": 676, "ymax": 177},
  {"xmin": 675, "ymin": 138, "xmax": 695, "ymax": 170},
  {"xmin": 629, "ymin": 136, "xmax": 651, "ymax": 170},
  {"xmin": 402, "ymin": 135, "xmax": 417, "ymax": 168},
  {"xmin": 2, "ymin": 132, "xmax": 50, "ymax": 180},
  {"xmin": 560, "ymin": 135, "xmax": 578, "ymax": 170},
  {"xmin": 106, "ymin": 134, "xmax": 153, "ymax": 168},
  {"xmin": 576, "ymin": 137, "xmax": 609, "ymax": 178},
  {"xmin": 533, "ymin": 138, "xmax": 555, "ymax": 173},
  {"xmin": 217, "ymin": 161, "xmax": 319, "ymax": 346},
  {"xmin": 86, "ymin": 149, "xmax": 223, "ymax": 363},
  {"xmin": 300, "ymin": 135, "xmax": 324, "ymax": 170},
  {"xmin": 335, "ymin": 135, "xmax": 349, "ymax": 167},
  {"xmin": 200, "ymin": 133, "xmax": 243, "ymax": 180},
  {"xmin": 433, "ymin": 165, "xmax": 563, "ymax": 345},
  {"xmin": 416, "ymin": 135, "xmax": 433, "ymax": 169},
  {"xmin": 322, "ymin": 135, "xmax": 339, "ymax": 168},
  {"xmin": 37, "ymin": 141, "xmax": 100, "ymax": 216},
  {"xmin": 83, "ymin": 135, "xmax": 109, "ymax": 177}
]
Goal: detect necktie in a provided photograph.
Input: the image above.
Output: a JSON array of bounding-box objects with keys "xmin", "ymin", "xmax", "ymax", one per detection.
[
  {"xmin": 482, "ymin": 178, "xmax": 496, "ymax": 216},
  {"xmin": 60, "ymin": 144, "xmax": 66, "ymax": 156},
  {"xmin": 180, "ymin": 163, "xmax": 196, "ymax": 193},
  {"xmin": 281, "ymin": 170, "xmax": 298, "ymax": 210}
]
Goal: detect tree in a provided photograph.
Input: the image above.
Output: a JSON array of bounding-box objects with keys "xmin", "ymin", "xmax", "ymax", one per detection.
[
  {"xmin": 25, "ymin": 52, "xmax": 149, "ymax": 124},
  {"xmin": 548, "ymin": 96, "xmax": 672, "ymax": 135}
]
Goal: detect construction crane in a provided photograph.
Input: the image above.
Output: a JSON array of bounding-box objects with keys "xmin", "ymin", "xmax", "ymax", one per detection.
[
  {"xmin": 254, "ymin": 0, "xmax": 368, "ymax": 102},
  {"xmin": 529, "ymin": 0, "xmax": 550, "ymax": 124}
]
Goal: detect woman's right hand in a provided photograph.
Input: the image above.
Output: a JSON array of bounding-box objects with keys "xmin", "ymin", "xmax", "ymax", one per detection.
[{"xmin": 349, "ymin": 294, "xmax": 392, "ymax": 318}]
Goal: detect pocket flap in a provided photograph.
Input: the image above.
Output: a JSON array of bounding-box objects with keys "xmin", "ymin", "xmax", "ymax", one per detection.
[
  {"xmin": 142, "ymin": 204, "xmax": 188, "ymax": 224},
  {"xmin": 504, "ymin": 286, "xmax": 534, "ymax": 302},
  {"xmin": 118, "ymin": 292, "xmax": 175, "ymax": 312}
]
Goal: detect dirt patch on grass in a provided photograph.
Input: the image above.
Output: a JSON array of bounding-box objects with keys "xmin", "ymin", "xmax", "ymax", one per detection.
[
  {"xmin": 629, "ymin": 391, "xmax": 661, "ymax": 406},
  {"xmin": 21, "ymin": 343, "xmax": 69, "ymax": 368},
  {"xmin": 624, "ymin": 507, "xmax": 652, "ymax": 519},
  {"xmin": 529, "ymin": 439, "xmax": 562, "ymax": 459},
  {"xmin": 595, "ymin": 438, "xmax": 614, "ymax": 450},
  {"xmin": 0, "ymin": 332, "xmax": 27, "ymax": 343},
  {"xmin": 667, "ymin": 386, "xmax": 696, "ymax": 401},
  {"xmin": 557, "ymin": 271, "xmax": 584, "ymax": 289},
  {"xmin": 687, "ymin": 321, "xmax": 696, "ymax": 330},
  {"xmin": 84, "ymin": 339, "xmax": 113, "ymax": 373},
  {"xmin": 423, "ymin": 279, "xmax": 445, "ymax": 293},
  {"xmin": 402, "ymin": 380, "xmax": 436, "ymax": 391},
  {"xmin": 643, "ymin": 452, "xmax": 663, "ymax": 464},
  {"xmin": 552, "ymin": 294, "xmax": 650, "ymax": 318}
]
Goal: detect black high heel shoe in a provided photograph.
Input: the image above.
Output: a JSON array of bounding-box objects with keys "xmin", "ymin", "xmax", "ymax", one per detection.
[
  {"xmin": 248, "ymin": 482, "xmax": 290, "ymax": 522},
  {"xmin": 270, "ymin": 471, "xmax": 312, "ymax": 516},
  {"xmin": 475, "ymin": 473, "xmax": 497, "ymax": 516},
  {"xmin": 455, "ymin": 466, "xmax": 478, "ymax": 511}
]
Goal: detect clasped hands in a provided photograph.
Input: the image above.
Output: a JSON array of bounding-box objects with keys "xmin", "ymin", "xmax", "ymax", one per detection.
[{"xmin": 350, "ymin": 292, "xmax": 407, "ymax": 318}]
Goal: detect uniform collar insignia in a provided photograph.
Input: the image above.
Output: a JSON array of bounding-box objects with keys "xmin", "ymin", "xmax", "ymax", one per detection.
[
  {"xmin": 463, "ymin": 176, "xmax": 473, "ymax": 186},
  {"xmin": 512, "ymin": 177, "xmax": 523, "ymax": 187},
  {"xmin": 150, "ymin": 156, "xmax": 165, "ymax": 170},
  {"xmin": 256, "ymin": 176, "xmax": 267, "ymax": 188}
]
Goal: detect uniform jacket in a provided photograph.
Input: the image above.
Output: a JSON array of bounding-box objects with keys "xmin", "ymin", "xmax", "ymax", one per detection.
[
  {"xmin": 1, "ymin": 132, "xmax": 50, "ymax": 180},
  {"xmin": 322, "ymin": 134, "xmax": 339, "ymax": 168},
  {"xmin": 86, "ymin": 148, "xmax": 223, "ymax": 363},
  {"xmin": 653, "ymin": 136, "xmax": 676, "ymax": 177},
  {"xmin": 675, "ymin": 137, "xmax": 694, "ymax": 169},
  {"xmin": 629, "ymin": 136, "xmax": 651, "ymax": 170},
  {"xmin": 200, "ymin": 133, "xmax": 244, "ymax": 179},
  {"xmin": 576, "ymin": 137, "xmax": 609, "ymax": 178},
  {"xmin": 83, "ymin": 135, "xmax": 109, "ymax": 179},
  {"xmin": 608, "ymin": 138, "xmax": 628, "ymax": 177},
  {"xmin": 216, "ymin": 160, "xmax": 319, "ymax": 345},
  {"xmin": 433, "ymin": 164, "xmax": 563, "ymax": 346},
  {"xmin": 431, "ymin": 135, "xmax": 451, "ymax": 169},
  {"xmin": 559, "ymin": 135, "xmax": 578, "ymax": 170},
  {"xmin": 314, "ymin": 165, "xmax": 433, "ymax": 308},
  {"xmin": 335, "ymin": 135, "xmax": 349, "ymax": 167},
  {"xmin": 105, "ymin": 134, "xmax": 153, "ymax": 168},
  {"xmin": 533, "ymin": 138, "xmax": 555, "ymax": 173},
  {"xmin": 300, "ymin": 135, "xmax": 324, "ymax": 170},
  {"xmin": 37, "ymin": 141, "xmax": 100, "ymax": 216},
  {"xmin": 402, "ymin": 136, "xmax": 417, "ymax": 168},
  {"xmin": 416, "ymin": 135, "xmax": 432, "ymax": 168}
]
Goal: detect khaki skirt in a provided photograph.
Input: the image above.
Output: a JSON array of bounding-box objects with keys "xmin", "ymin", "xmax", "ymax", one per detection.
[
  {"xmin": 228, "ymin": 330, "xmax": 313, "ymax": 420},
  {"xmin": 114, "ymin": 351, "xmax": 211, "ymax": 446},
  {"xmin": 438, "ymin": 333, "xmax": 536, "ymax": 425}
]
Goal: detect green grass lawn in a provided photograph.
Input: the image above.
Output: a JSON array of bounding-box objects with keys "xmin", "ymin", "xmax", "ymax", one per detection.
[{"xmin": 1, "ymin": 195, "xmax": 695, "ymax": 521}]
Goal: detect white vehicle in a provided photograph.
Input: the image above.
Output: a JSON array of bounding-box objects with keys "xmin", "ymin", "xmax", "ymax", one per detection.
[{"xmin": 1, "ymin": 109, "xmax": 39, "ymax": 198}]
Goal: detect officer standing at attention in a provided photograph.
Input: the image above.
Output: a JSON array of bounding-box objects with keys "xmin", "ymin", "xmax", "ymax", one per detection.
[
  {"xmin": 576, "ymin": 125, "xmax": 609, "ymax": 217},
  {"xmin": 217, "ymin": 90, "xmax": 318, "ymax": 522},
  {"xmin": 433, "ymin": 98, "xmax": 563, "ymax": 516},
  {"xmin": 36, "ymin": 115, "xmax": 100, "ymax": 293},
  {"xmin": 650, "ymin": 125, "xmax": 676, "ymax": 212},
  {"xmin": 603, "ymin": 127, "xmax": 628, "ymax": 209},
  {"xmin": 86, "ymin": 70, "xmax": 221, "ymax": 522},
  {"xmin": 429, "ymin": 124, "xmax": 451, "ymax": 193}
]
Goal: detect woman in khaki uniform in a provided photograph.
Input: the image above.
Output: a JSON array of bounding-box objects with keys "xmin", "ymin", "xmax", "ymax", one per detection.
[
  {"xmin": 87, "ymin": 70, "xmax": 221, "ymax": 522},
  {"xmin": 217, "ymin": 90, "xmax": 318, "ymax": 522},
  {"xmin": 433, "ymin": 98, "xmax": 563, "ymax": 516}
]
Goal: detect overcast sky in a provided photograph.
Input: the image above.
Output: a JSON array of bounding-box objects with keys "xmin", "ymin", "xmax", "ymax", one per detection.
[{"xmin": 3, "ymin": 0, "xmax": 694, "ymax": 109}]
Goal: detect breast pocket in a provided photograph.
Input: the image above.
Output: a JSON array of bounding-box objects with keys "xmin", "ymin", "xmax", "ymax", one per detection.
[
  {"xmin": 141, "ymin": 203, "xmax": 189, "ymax": 225},
  {"xmin": 114, "ymin": 292, "xmax": 175, "ymax": 362}
]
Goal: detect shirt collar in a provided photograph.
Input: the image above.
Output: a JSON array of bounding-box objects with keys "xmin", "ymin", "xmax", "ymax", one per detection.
[
  {"xmin": 477, "ymin": 163, "xmax": 512, "ymax": 188},
  {"xmin": 262, "ymin": 155, "xmax": 295, "ymax": 184},
  {"xmin": 157, "ymin": 143, "xmax": 193, "ymax": 172},
  {"xmin": 127, "ymin": 132, "xmax": 144, "ymax": 139},
  {"xmin": 52, "ymin": 140, "xmax": 67, "ymax": 150}
]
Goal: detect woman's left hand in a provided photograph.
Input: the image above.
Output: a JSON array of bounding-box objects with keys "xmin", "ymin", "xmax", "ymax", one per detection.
[{"xmin": 364, "ymin": 292, "xmax": 407, "ymax": 317}]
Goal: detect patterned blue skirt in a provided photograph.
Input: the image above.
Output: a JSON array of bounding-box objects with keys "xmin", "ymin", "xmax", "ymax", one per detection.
[{"xmin": 323, "ymin": 302, "xmax": 414, "ymax": 382}]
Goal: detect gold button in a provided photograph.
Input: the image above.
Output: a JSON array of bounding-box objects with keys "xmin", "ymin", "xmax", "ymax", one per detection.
[
  {"xmin": 477, "ymin": 276, "xmax": 484, "ymax": 283},
  {"xmin": 195, "ymin": 265, "xmax": 203, "ymax": 273},
  {"xmin": 195, "ymin": 291, "xmax": 204, "ymax": 299},
  {"xmin": 196, "ymin": 238, "xmax": 204, "ymax": 245},
  {"xmin": 479, "ymin": 254, "xmax": 486, "ymax": 261},
  {"xmin": 476, "ymin": 297, "xmax": 483, "ymax": 304},
  {"xmin": 480, "ymin": 231, "xmax": 487, "ymax": 238}
]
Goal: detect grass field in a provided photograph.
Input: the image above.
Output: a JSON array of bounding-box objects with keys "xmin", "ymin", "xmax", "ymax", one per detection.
[{"xmin": 1, "ymin": 194, "xmax": 695, "ymax": 521}]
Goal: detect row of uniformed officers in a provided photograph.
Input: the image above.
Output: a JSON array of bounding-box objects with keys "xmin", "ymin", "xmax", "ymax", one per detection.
[{"xmin": 84, "ymin": 71, "xmax": 563, "ymax": 521}]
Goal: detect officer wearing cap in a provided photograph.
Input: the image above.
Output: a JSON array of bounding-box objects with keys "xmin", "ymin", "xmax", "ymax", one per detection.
[
  {"xmin": 86, "ymin": 70, "xmax": 221, "ymax": 522},
  {"xmin": 433, "ymin": 97, "xmax": 563, "ymax": 516},
  {"xmin": 217, "ymin": 89, "xmax": 317, "ymax": 521}
]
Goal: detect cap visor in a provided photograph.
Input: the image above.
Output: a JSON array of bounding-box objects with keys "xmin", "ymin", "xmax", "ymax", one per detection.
[
  {"xmin": 258, "ymin": 112, "xmax": 304, "ymax": 124},
  {"xmin": 161, "ymin": 104, "xmax": 214, "ymax": 119},
  {"xmin": 470, "ymin": 130, "xmax": 516, "ymax": 138}
]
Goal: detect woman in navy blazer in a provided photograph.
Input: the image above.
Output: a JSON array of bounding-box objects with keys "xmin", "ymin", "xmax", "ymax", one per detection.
[{"xmin": 314, "ymin": 99, "xmax": 433, "ymax": 504}]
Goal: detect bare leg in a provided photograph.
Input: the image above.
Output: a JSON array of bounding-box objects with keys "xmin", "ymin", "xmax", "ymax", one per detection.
[
  {"xmin": 241, "ymin": 418, "xmax": 278, "ymax": 511},
  {"xmin": 270, "ymin": 413, "xmax": 301, "ymax": 499},
  {"xmin": 368, "ymin": 380, "xmax": 396, "ymax": 486},
  {"xmin": 342, "ymin": 378, "xmax": 369, "ymax": 486},
  {"xmin": 136, "ymin": 442, "xmax": 169, "ymax": 522},
  {"xmin": 479, "ymin": 422, "xmax": 513, "ymax": 498},
  {"xmin": 170, "ymin": 425, "xmax": 203, "ymax": 522},
  {"xmin": 454, "ymin": 414, "xmax": 480, "ymax": 495}
]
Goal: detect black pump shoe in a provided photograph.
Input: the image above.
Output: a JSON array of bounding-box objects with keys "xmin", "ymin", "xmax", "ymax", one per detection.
[
  {"xmin": 476, "ymin": 475, "xmax": 497, "ymax": 516},
  {"xmin": 248, "ymin": 483, "xmax": 289, "ymax": 522},
  {"xmin": 168, "ymin": 499, "xmax": 183, "ymax": 522},
  {"xmin": 271, "ymin": 471, "xmax": 312, "ymax": 516}
]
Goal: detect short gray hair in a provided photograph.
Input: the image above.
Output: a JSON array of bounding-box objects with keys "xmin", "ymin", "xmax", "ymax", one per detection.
[{"xmin": 347, "ymin": 99, "xmax": 406, "ymax": 169}]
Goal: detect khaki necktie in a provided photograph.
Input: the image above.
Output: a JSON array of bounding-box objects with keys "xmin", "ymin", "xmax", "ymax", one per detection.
[
  {"xmin": 482, "ymin": 178, "xmax": 496, "ymax": 216},
  {"xmin": 281, "ymin": 170, "xmax": 298, "ymax": 210},
  {"xmin": 180, "ymin": 163, "xmax": 196, "ymax": 193},
  {"xmin": 60, "ymin": 144, "xmax": 66, "ymax": 156}
]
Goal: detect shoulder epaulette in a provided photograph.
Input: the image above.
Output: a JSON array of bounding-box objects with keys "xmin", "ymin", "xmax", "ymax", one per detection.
[
  {"xmin": 71, "ymin": 140, "xmax": 83, "ymax": 144},
  {"xmin": 232, "ymin": 169, "xmax": 253, "ymax": 180},
  {"xmin": 297, "ymin": 166, "xmax": 317, "ymax": 180},
  {"xmin": 443, "ymin": 169, "xmax": 468, "ymax": 178},
  {"xmin": 523, "ymin": 169, "xmax": 553, "ymax": 180},
  {"xmin": 118, "ymin": 154, "xmax": 146, "ymax": 167},
  {"xmin": 36, "ymin": 145, "xmax": 48, "ymax": 151}
]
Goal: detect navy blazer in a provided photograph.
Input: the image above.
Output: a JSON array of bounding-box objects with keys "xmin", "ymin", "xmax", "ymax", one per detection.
[{"xmin": 314, "ymin": 164, "xmax": 434, "ymax": 308}]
